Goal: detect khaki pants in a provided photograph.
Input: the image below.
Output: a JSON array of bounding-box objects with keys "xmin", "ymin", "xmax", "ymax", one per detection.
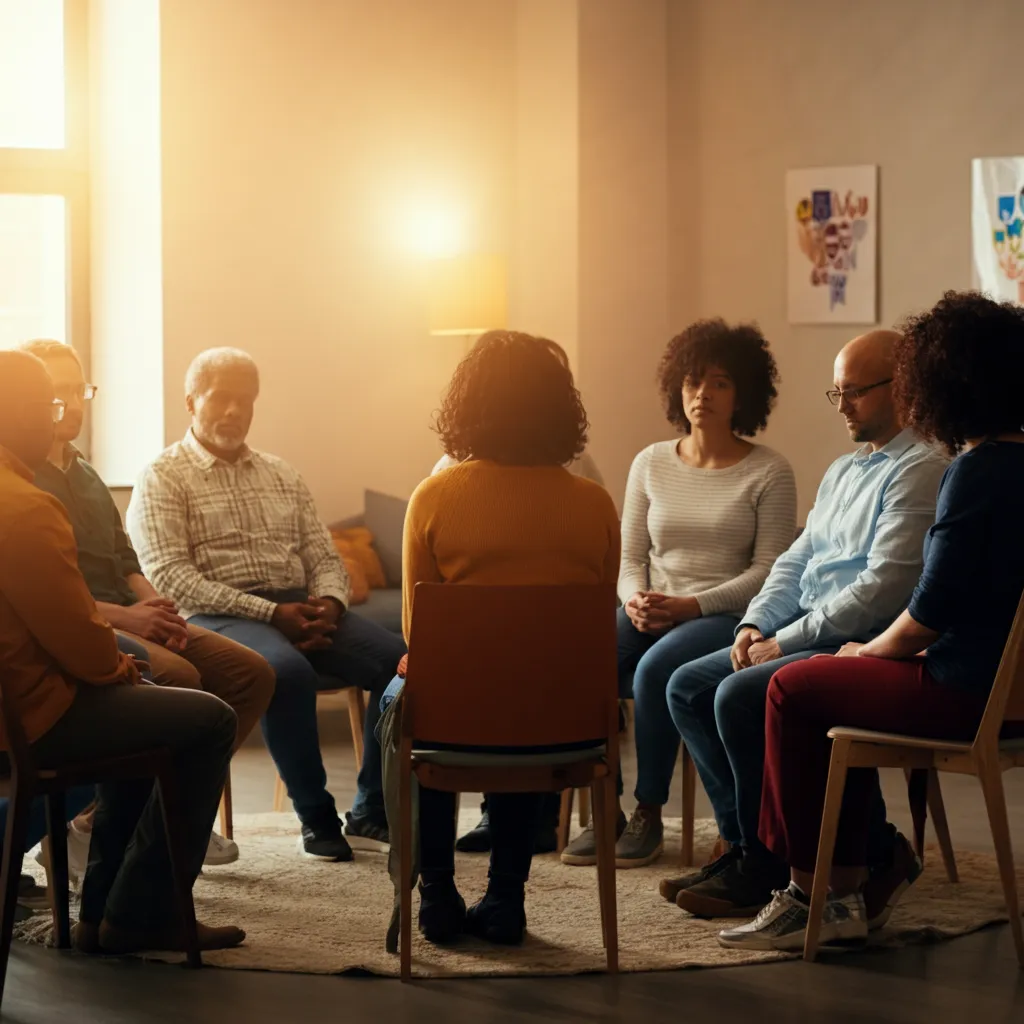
[{"xmin": 117, "ymin": 624, "xmax": 275, "ymax": 752}]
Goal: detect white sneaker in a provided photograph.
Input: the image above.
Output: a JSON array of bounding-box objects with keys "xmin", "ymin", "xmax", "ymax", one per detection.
[
  {"xmin": 204, "ymin": 831, "xmax": 239, "ymax": 866},
  {"xmin": 717, "ymin": 885, "xmax": 868, "ymax": 951},
  {"xmin": 35, "ymin": 823, "xmax": 92, "ymax": 886}
]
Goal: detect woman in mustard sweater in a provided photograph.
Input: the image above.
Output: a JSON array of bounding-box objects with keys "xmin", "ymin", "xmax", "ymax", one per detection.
[{"xmin": 384, "ymin": 330, "xmax": 620, "ymax": 946}]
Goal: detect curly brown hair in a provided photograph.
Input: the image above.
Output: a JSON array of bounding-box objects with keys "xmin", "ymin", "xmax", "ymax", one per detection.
[
  {"xmin": 434, "ymin": 330, "xmax": 589, "ymax": 465},
  {"xmin": 657, "ymin": 319, "xmax": 779, "ymax": 435},
  {"xmin": 894, "ymin": 290, "xmax": 1024, "ymax": 455}
]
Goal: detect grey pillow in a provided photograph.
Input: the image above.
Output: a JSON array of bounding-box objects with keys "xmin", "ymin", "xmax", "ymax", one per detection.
[{"xmin": 363, "ymin": 489, "xmax": 408, "ymax": 588}]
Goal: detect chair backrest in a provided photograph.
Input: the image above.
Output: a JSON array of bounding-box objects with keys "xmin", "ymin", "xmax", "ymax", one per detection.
[
  {"xmin": 403, "ymin": 583, "xmax": 618, "ymax": 749},
  {"xmin": 974, "ymin": 588, "xmax": 1024, "ymax": 749}
]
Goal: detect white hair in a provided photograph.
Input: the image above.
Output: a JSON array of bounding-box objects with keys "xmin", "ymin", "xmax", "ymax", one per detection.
[{"xmin": 185, "ymin": 347, "xmax": 259, "ymax": 397}]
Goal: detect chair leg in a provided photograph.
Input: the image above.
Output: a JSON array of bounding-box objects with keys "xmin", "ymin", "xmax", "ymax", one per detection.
[
  {"xmin": 219, "ymin": 770, "xmax": 234, "ymax": 841},
  {"xmin": 578, "ymin": 788, "xmax": 591, "ymax": 828},
  {"xmin": 557, "ymin": 789, "xmax": 573, "ymax": 854},
  {"xmin": 905, "ymin": 768, "xmax": 928, "ymax": 864},
  {"xmin": 399, "ymin": 739, "xmax": 414, "ymax": 983},
  {"xmin": 598, "ymin": 776, "xmax": 619, "ymax": 973},
  {"xmin": 926, "ymin": 769, "xmax": 958, "ymax": 883},
  {"xmin": 0, "ymin": 787, "xmax": 32, "ymax": 1009},
  {"xmin": 681, "ymin": 745, "xmax": 696, "ymax": 867},
  {"xmin": 591, "ymin": 780, "xmax": 609, "ymax": 948},
  {"xmin": 975, "ymin": 755, "xmax": 1024, "ymax": 969},
  {"xmin": 347, "ymin": 688, "xmax": 366, "ymax": 772},
  {"xmin": 804, "ymin": 740, "xmax": 851, "ymax": 962},
  {"xmin": 43, "ymin": 791, "xmax": 71, "ymax": 949},
  {"xmin": 155, "ymin": 771, "xmax": 202, "ymax": 969},
  {"xmin": 273, "ymin": 775, "xmax": 286, "ymax": 813}
]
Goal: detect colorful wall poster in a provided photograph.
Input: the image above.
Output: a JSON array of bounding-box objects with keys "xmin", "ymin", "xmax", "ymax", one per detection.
[
  {"xmin": 786, "ymin": 165, "xmax": 877, "ymax": 325},
  {"xmin": 972, "ymin": 156, "xmax": 1024, "ymax": 304}
]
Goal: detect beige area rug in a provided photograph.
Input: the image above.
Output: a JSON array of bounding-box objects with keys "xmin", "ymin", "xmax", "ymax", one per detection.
[{"xmin": 17, "ymin": 811, "xmax": 1024, "ymax": 978}]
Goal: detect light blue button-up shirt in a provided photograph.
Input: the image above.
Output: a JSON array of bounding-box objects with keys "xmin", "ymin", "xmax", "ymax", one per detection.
[{"xmin": 742, "ymin": 429, "xmax": 948, "ymax": 654}]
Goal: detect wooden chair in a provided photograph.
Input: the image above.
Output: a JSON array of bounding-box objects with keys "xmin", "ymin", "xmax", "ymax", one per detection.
[
  {"xmin": 272, "ymin": 683, "xmax": 367, "ymax": 812},
  {"xmin": 0, "ymin": 681, "xmax": 203, "ymax": 1008},
  {"xmin": 398, "ymin": 583, "xmax": 620, "ymax": 981},
  {"xmin": 804, "ymin": 591, "xmax": 1024, "ymax": 964}
]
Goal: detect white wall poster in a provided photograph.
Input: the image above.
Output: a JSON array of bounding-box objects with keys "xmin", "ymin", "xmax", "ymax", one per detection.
[
  {"xmin": 972, "ymin": 156, "xmax": 1024, "ymax": 304},
  {"xmin": 786, "ymin": 165, "xmax": 877, "ymax": 325}
]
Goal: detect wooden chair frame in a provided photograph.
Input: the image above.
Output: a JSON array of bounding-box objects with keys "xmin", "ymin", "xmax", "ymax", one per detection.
[
  {"xmin": 804, "ymin": 592, "xmax": 1024, "ymax": 965},
  {"xmin": 397, "ymin": 583, "xmax": 620, "ymax": 981}
]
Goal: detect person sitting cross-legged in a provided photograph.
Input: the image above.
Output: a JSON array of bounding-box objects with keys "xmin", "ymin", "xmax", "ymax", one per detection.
[
  {"xmin": 663, "ymin": 329, "xmax": 948, "ymax": 922},
  {"xmin": 379, "ymin": 330, "xmax": 621, "ymax": 946},
  {"xmin": 0, "ymin": 350, "xmax": 243, "ymax": 955},
  {"xmin": 560, "ymin": 319, "xmax": 796, "ymax": 869},
  {"xmin": 128, "ymin": 347, "xmax": 406, "ymax": 861},
  {"xmin": 22, "ymin": 339, "xmax": 275, "ymax": 870},
  {"xmin": 720, "ymin": 291, "xmax": 1024, "ymax": 950}
]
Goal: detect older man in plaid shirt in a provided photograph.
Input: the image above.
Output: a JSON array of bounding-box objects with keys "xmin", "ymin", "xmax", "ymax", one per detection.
[{"xmin": 128, "ymin": 348, "xmax": 405, "ymax": 862}]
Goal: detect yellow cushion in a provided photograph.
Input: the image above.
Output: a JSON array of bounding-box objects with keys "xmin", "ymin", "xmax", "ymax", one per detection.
[{"xmin": 331, "ymin": 527, "xmax": 387, "ymax": 592}]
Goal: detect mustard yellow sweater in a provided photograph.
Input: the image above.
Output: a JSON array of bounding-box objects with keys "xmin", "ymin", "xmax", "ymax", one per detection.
[{"xmin": 402, "ymin": 460, "xmax": 621, "ymax": 642}]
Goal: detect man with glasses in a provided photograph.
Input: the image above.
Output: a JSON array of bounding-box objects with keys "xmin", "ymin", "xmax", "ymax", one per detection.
[
  {"xmin": 21, "ymin": 340, "xmax": 274, "ymax": 873},
  {"xmin": 657, "ymin": 330, "xmax": 948, "ymax": 925}
]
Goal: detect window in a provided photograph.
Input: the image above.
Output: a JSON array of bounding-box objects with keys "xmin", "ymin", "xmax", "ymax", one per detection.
[{"xmin": 0, "ymin": 0, "xmax": 89, "ymax": 443}]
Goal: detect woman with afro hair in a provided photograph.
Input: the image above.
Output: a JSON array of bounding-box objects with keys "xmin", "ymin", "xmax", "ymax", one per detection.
[{"xmin": 563, "ymin": 319, "xmax": 796, "ymax": 870}]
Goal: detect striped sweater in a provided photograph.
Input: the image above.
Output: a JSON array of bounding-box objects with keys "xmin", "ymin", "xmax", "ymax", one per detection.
[{"xmin": 618, "ymin": 440, "xmax": 797, "ymax": 617}]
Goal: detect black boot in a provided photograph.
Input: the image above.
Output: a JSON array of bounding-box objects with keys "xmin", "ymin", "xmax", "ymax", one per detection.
[
  {"xmin": 418, "ymin": 877, "xmax": 467, "ymax": 944},
  {"xmin": 466, "ymin": 877, "xmax": 527, "ymax": 945}
]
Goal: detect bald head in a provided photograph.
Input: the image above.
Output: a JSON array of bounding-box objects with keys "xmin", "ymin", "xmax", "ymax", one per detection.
[
  {"xmin": 0, "ymin": 350, "xmax": 58, "ymax": 469},
  {"xmin": 832, "ymin": 330, "xmax": 901, "ymax": 448}
]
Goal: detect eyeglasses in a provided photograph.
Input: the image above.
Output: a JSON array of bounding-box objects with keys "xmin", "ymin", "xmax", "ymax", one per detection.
[
  {"xmin": 54, "ymin": 383, "xmax": 98, "ymax": 402},
  {"xmin": 825, "ymin": 378, "xmax": 892, "ymax": 406}
]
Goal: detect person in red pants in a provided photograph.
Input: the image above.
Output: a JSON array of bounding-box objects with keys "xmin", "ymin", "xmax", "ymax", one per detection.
[{"xmin": 719, "ymin": 290, "xmax": 1024, "ymax": 951}]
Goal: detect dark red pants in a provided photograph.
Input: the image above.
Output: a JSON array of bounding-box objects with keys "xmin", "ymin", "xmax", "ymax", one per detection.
[{"xmin": 758, "ymin": 655, "xmax": 991, "ymax": 872}]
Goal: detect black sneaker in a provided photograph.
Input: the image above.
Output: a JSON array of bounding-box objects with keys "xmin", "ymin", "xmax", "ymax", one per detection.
[
  {"xmin": 675, "ymin": 849, "xmax": 789, "ymax": 918},
  {"xmin": 862, "ymin": 831, "xmax": 923, "ymax": 930},
  {"xmin": 560, "ymin": 810, "xmax": 627, "ymax": 866},
  {"xmin": 455, "ymin": 811, "xmax": 491, "ymax": 853},
  {"xmin": 614, "ymin": 808, "xmax": 664, "ymax": 868},
  {"xmin": 418, "ymin": 879, "xmax": 466, "ymax": 944},
  {"xmin": 298, "ymin": 816, "xmax": 353, "ymax": 861},
  {"xmin": 18, "ymin": 874, "xmax": 49, "ymax": 912},
  {"xmin": 343, "ymin": 811, "xmax": 389, "ymax": 852},
  {"xmin": 659, "ymin": 843, "xmax": 741, "ymax": 903}
]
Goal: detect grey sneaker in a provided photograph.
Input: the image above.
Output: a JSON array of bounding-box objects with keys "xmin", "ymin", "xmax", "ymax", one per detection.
[
  {"xmin": 614, "ymin": 807, "xmax": 664, "ymax": 869},
  {"xmin": 717, "ymin": 885, "xmax": 868, "ymax": 951},
  {"xmin": 560, "ymin": 810, "xmax": 627, "ymax": 866}
]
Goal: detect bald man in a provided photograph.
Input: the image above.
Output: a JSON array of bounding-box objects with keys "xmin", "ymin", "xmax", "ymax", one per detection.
[
  {"xmin": 658, "ymin": 331, "xmax": 948, "ymax": 922},
  {"xmin": 0, "ymin": 350, "xmax": 243, "ymax": 954}
]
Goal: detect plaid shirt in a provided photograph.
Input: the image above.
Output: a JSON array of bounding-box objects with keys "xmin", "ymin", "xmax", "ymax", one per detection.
[{"xmin": 126, "ymin": 430, "xmax": 349, "ymax": 622}]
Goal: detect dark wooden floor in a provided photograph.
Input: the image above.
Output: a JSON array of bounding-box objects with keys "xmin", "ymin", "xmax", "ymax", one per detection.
[{"xmin": 5, "ymin": 706, "xmax": 1024, "ymax": 1023}]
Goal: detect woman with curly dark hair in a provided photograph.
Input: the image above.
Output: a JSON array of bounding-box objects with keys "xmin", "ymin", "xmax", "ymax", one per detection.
[
  {"xmin": 562, "ymin": 319, "xmax": 796, "ymax": 870},
  {"xmin": 379, "ymin": 330, "xmax": 620, "ymax": 947},
  {"xmin": 720, "ymin": 291, "xmax": 1024, "ymax": 952}
]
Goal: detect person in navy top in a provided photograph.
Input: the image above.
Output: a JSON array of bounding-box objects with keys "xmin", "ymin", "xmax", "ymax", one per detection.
[{"xmin": 717, "ymin": 290, "xmax": 1024, "ymax": 953}]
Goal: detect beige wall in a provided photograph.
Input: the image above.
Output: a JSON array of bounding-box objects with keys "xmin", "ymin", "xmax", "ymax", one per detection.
[
  {"xmin": 669, "ymin": 0, "xmax": 1024, "ymax": 518},
  {"xmin": 160, "ymin": 0, "xmax": 515, "ymax": 519}
]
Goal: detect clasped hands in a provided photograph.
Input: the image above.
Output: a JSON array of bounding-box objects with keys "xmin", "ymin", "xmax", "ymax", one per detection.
[
  {"xmin": 624, "ymin": 592, "xmax": 701, "ymax": 633},
  {"xmin": 271, "ymin": 597, "xmax": 343, "ymax": 652},
  {"xmin": 730, "ymin": 627, "xmax": 783, "ymax": 670}
]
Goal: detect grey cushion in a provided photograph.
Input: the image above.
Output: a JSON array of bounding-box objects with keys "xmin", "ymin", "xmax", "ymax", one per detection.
[
  {"xmin": 349, "ymin": 588, "xmax": 403, "ymax": 635},
  {"xmin": 363, "ymin": 489, "xmax": 408, "ymax": 587}
]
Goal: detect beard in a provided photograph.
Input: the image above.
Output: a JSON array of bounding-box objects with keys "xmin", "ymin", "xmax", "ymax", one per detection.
[{"xmin": 209, "ymin": 427, "xmax": 246, "ymax": 451}]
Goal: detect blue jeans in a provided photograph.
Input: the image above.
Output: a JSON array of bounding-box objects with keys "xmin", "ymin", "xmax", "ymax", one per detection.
[
  {"xmin": 617, "ymin": 609, "xmax": 739, "ymax": 805},
  {"xmin": 190, "ymin": 606, "xmax": 406, "ymax": 825},
  {"xmin": 0, "ymin": 633, "xmax": 152, "ymax": 857},
  {"xmin": 666, "ymin": 645, "xmax": 839, "ymax": 847}
]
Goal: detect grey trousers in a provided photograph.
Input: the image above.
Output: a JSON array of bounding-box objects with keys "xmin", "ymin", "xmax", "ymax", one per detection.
[{"xmin": 30, "ymin": 682, "xmax": 237, "ymax": 931}]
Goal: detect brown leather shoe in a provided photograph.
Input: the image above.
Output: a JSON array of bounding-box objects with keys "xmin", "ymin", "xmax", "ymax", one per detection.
[
  {"xmin": 98, "ymin": 919, "xmax": 246, "ymax": 953},
  {"xmin": 659, "ymin": 839, "xmax": 738, "ymax": 903}
]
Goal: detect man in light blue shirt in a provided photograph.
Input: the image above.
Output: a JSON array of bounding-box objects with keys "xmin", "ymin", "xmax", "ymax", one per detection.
[{"xmin": 657, "ymin": 330, "xmax": 947, "ymax": 922}]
